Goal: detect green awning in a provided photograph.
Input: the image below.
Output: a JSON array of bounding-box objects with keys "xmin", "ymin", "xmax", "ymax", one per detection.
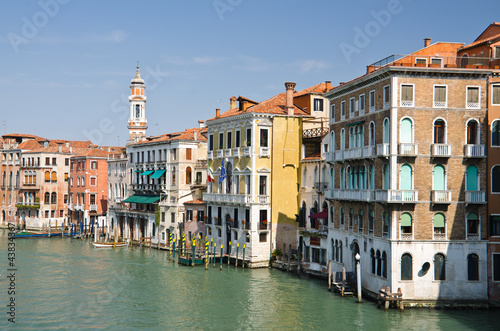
[
  {"xmin": 122, "ymin": 195, "xmax": 160, "ymax": 204},
  {"xmin": 150, "ymin": 170, "xmax": 166, "ymax": 179},
  {"xmin": 141, "ymin": 170, "xmax": 154, "ymax": 176},
  {"xmin": 134, "ymin": 170, "xmax": 142, "ymax": 173},
  {"xmin": 468, "ymin": 213, "xmax": 478, "ymax": 221},
  {"xmin": 383, "ymin": 212, "xmax": 389, "ymax": 226},
  {"xmin": 401, "ymin": 213, "xmax": 412, "ymax": 227},
  {"xmin": 346, "ymin": 120, "xmax": 365, "ymax": 127},
  {"xmin": 434, "ymin": 213, "xmax": 445, "ymax": 228}
]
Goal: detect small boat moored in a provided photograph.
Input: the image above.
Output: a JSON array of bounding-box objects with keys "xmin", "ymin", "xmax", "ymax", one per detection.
[{"xmin": 91, "ymin": 242, "xmax": 127, "ymax": 248}]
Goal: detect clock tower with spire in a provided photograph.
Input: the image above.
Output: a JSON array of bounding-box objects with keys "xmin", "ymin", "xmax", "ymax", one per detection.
[{"xmin": 127, "ymin": 65, "xmax": 148, "ymax": 143}]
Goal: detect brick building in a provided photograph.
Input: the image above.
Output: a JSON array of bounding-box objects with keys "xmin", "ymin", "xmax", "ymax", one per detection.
[{"xmin": 324, "ymin": 36, "xmax": 499, "ymax": 304}]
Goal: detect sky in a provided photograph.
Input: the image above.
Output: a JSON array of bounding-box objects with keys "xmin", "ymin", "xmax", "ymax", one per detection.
[{"xmin": 0, "ymin": 0, "xmax": 498, "ymax": 146}]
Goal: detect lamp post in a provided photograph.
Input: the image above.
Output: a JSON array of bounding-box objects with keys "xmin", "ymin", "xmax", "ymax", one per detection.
[{"xmin": 355, "ymin": 253, "xmax": 362, "ymax": 303}]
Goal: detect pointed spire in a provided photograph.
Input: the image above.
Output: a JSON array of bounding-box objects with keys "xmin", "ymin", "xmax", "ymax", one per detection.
[{"xmin": 131, "ymin": 63, "xmax": 144, "ymax": 85}]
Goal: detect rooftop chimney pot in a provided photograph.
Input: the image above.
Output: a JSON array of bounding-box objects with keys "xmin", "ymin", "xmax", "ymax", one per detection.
[
  {"xmin": 424, "ymin": 38, "xmax": 431, "ymax": 47},
  {"xmin": 216, "ymin": 108, "xmax": 220, "ymax": 118},
  {"xmin": 198, "ymin": 120, "xmax": 205, "ymax": 128},
  {"xmin": 285, "ymin": 82, "xmax": 296, "ymax": 116},
  {"xmin": 325, "ymin": 81, "xmax": 331, "ymax": 91}
]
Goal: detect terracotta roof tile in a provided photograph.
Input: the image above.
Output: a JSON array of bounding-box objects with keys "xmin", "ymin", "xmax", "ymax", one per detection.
[
  {"xmin": 129, "ymin": 127, "xmax": 207, "ymax": 146},
  {"xmin": 303, "ymin": 151, "xmax": 322, "ymax": 160},
  {"xmin": 183, "ymin": 199, "xmax": 206, "ymax": 205},
  {"xmin": 294, "ymin": 82, "xmax": 333, "ymax": 97}
]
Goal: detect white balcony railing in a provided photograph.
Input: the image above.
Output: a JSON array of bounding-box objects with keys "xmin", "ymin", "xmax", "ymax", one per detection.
[
  {"xmin": 325, "ymin": 152, "xmax": 335, "ymax": 163},
  {"xmin": 400, "ymin": 100, "xmax": 414, "ymax": 107},
  {"xmin": 432, "ymin": 190, "xmax": 452, "ymax": 203},
  {"xmin": 243, "ymin": 147, "xmax": 251, "ymax": 156},
  {"xmin": 377, "ymin": 143, "xmax": 390, "ymax": 157},
  {"xmin": 434, "ymin": 101, "xmax": 446, "ymax": 108},
  {"xmin": 467, "ymin": 233, "xmax": 480, "ymax": 241},
  {"xmin": 431, "ymin": 144, "xmax": 451, "ymax": 157},
  {"xmin": 465, "ymin": 190, "xmax": 486, "ymax": 204},
  {"xmin": 399, "ymin": 143, "xmax": 418, "ymax": 156},
  {"xmin": 335, "ymin": 150, "xmax": 344, "ymax": 161},
  {"xmin": 400, "ymin": 233, "xmax": 413, "ymax": 240},
  {"xmin": 343, "ymin": 147, "xmax": 363, "ymax": 160},
  {"xmin": 376, "ymin": 190, "xmax": 418, "ymax": 203},
  {"xmin": 362, "ymin": 146, "xmax": 376, "ymax": 158},
  {"xmin": 464, "ymin": 144, "xmax": 485, "ymax": 158},
  {"xmin": 259, "ymin": 147, "xmax": 270, "ymax": 157},
  {"xmin": 325, "ymin": 188, "xmax": 334, "ymax": 200},
  {"xmin": 89, "ymin": 204, "xmax": 97, "ymax": 211},
  {"xmin": 202, "ymin": 193, "xmax": 252, "ymax": 204},
  {"xmin": 232, "ymin": 148, "xmax": 240, "ymax": 157},
  {"xmin": 216, "ymin": 150, "xmax": 223, "ymax": 158},
  {"xmin": 224, "ymin": 149, "xmax": 232, "ymax": 157},
  {"xmin": 332, "ymin": 189, "xmax": 375, "ymax": 202},
  {"xmin": 433, "ymin": 233, "xmax": 447, "ymax": 240},
  {"xmin": 207, "ymin": 151, "xmax": 214, "ymax": 159},
  {"xmin": 467, "ymin": 102, "xmax": 480, "ymax": 109}
]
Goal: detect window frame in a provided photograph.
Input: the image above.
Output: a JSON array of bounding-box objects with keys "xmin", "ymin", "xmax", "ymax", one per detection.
[
  {"xmin": 433, "ymin": 84, "xmax": 448, "ymax": 108},
  {"xmin": 369, "ymin": 90, "xmax": 376, "ymax": 112},
  {"xmin": 400, "ymin": 83, "xmax": 415, "ymax": 107},
  {"xmin": 466, "ymin": 86, "xmax": 481, "ymax": 109},
  {"xmin": 359, "ymin": 94, "xmax": 365, "ymax": 114},
  {"xmin": 340, "ymin": 101, "xmax": 346, "ymax": 120},
  {"xmin": 492, "ymin": 84, "xmax": 500, "ymax": 106},
  {"xmin": 383, "ymin": 85, "xmax": 390, "ymax": 108}
]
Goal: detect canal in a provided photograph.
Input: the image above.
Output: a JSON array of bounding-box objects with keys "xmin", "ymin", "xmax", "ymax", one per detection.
[{"xmin": 0, "ymin": 229, "xmax": 498, "ymax": 330}]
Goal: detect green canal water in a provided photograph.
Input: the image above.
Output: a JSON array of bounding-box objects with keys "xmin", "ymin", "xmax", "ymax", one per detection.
[{"xmin": 0, "ymin": 229, "xmax": 498, "ymax": 330}]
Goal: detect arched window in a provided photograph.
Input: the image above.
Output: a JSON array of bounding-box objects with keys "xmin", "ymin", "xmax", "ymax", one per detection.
[
  {"xmin": 433, "ymin": 119, "xmax": 446, "ymax": 144},
  {"xmin": 330, "ymin": 131, "xmax": 335, "ymax": 152},
  {"xmin": 467, "ymin": 120, "xmax": 479, "ymax": 145},
  {"xmin": 358, "ymin": 209, "xmax": 364, "ymax": 233},
  {"xmin": 383, "ymin": 164, "xmax": 389, "ymax": 190},
  {"xmin": 9, "ymin": 171, "xmax": 13, "ymax": 187},
  {"xmin": 400, "ymin": 164, "xmax": 412, "ymax": 190},
  {"xmin": 370, "ymin": 249, "xmax": 375, "ymax": 274},
  {"xmin": 401, "ymin": 212, "xmax": 412, "ymax": 238},
  {"xmin": 186, "ymin": 166, "xmax": 192, "ymax": 185},
  {"xmin": 493, "ymin": 166, "xmax": 500, "ymax": 193},
  {"xmin": 15, "ymin": 171, "xmax": 19, "ymax": 188},
  {"xmin": 340, "ymin": 167, "xmax": 345, "ymax": 189},
  {"xmin": 467, "ymin": 253, "xmax": 479, "ymax": 281},
  {"xmin": 492, "ymin": 120, "xmax": 500, "ymax": 147},
  {"xmin": 466, "ymin": 165, "xmax": 478, "ymax": 191},
  {"xmin": 51, "ymin": 192, "xmax": 57, "ymax": 204},
  {"xmin": 348, "ymin": 208, "xmax": 354, "ymax": 230},
  {"xmin": 460, "ymin": 54, "xmax": 469, "ymax": 67},
  {"xmin": 382, "ymin": 251, "xmax": 387, "ymax": 278},
  {"xmin": 330, "ymin": 167, "xmax": 335, "ymax": 191},
  {"xmin": 340, "ymin": 129, "xmax": 345, "ymax": 150},
  {"xmin": 368, "ymin": 210, "xmax": 374, "ymax": 234},
  {"xmin": 383, "ymin": 211, "xmax": 390, "ymax": 236},
  {"xmin": 368, "ymin": 165, "xmax": 374, "ymax": 189},
  {"xmin": 467, "ymin": 213, "xmax": 479, "ymax": 238},
  {"xmin": 330, "ymin": 206, "xmax": 334, "ymax": 225},
  {"xmin": 172, "ymin": 167, "xmax": 176, "ymax": 186},
  {"xmin": 339, "ymin": 241, "xmax": 343, "ymax": 263},
  {"xmin": 434, "ymin": 253, "xmax": 446, "ymax": 280},
  {"xmin": 225, "ymin": 163, "xmax": 232, "ymax": 193},
  {"xmin": 24, "ymin": 171, "xmax": 28, "ymax": 184},
  {"xmin": 433, "ymin": 165, "xmax": 445, "ymax": 191},
  {"xmin": 433, "ymin": 213, "xmax": 446, "ymax": 238},
  {"xmin": 33, "ymin": 171, "xmax": 36, "ymax": 184},
  {"xmin": 51, "ymin": 171, "xmax": 57, "ymax": 182},
  {"xmin": 340, "ymin": 207, "xmax": 345, "ymax": 227},
  {"xmin": 302, "ymin": 168, "xmax": 307, "ymax": 187},
  {"xmin": 383, "ymin": 118, "xmax": 390, "ymax": 144},
  {"xmin": 369, "ymin": 122, "xmax": 375, "ymax": 146},
  {"xmin": 400, "ymin": 118, "xmax": 413, "ymax": 144},
  {"xmin": 45, "ymin": 171, "xmax": 50, "ymax": 182},
  {"xmin": 376, "ymin": 250, "xmax": 382, "ymax": 276},
  {"xmin": 346, "ymin": 166, "xmax": 352, "ymax": 189},
  {"xmin": 44, "ymin": 192, "xmax": 50, "ymax": 204},
  {"xmin": 401, "ymin": 253, "xmax": 412, "ymax": 280}
]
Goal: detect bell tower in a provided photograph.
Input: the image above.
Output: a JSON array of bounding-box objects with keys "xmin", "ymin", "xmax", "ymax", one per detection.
[{"xmin": 127, "ymin": 65, "xmax": 147, "ymax": 143}]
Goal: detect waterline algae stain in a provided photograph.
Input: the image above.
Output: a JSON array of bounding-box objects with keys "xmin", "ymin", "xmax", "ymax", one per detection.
[{"xmin": 0, "ymin": 229, "xmax": 497, "ymax": 330}]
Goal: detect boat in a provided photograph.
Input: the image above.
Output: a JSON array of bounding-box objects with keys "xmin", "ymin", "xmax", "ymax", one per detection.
[
  {"xmin": 14, "ymin": 231, "xmax": 65, "ymax": 238},
  {"xmin": 91, "ymin": 242, "xmax": 127, "ymax": 248}
]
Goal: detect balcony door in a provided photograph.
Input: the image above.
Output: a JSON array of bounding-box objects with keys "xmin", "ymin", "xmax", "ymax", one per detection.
[
  {"xmin": 400, "ymin": 164, "xmax": 412, "ymax": 190},
  {"xmin": 466, "ymin": 165, "xmax": 478, "ymax": 191},
  {"xmin": 400, "ymin": 118, "xmax": 413, "ymax": 144},
  {"xmin": 433, "ymin": 165, "xmax": 445, "ymax": 191}
]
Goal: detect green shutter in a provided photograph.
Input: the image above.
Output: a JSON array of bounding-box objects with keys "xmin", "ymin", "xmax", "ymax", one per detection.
[
  {"xmin": 466, "ymin": 166, "xmax": 478, "ymax": 191},
  {"xmin": 467, "ymin": 213, "xmax": 478, "ymax": 221},
  {"xmin": 383, "ymin": 212, "xmax": 389, "ymax": 226},
  {"xmin": 434, "ymin": 213, "xmax": 445, "ymax": 228},
  {"xmin": 400, "ymin": 164, "xmax": 412, "ymax": 190},
  {"xmin": 400, "ymin": 118, "xmax": 413, "ymax": 143},
  {"xmin": 433, "ymin": 165, "xmax": 445, "ymax": 190},
  {"xmin": 401, "ymin": 213, "xmax": 412, "ymax": 227}
]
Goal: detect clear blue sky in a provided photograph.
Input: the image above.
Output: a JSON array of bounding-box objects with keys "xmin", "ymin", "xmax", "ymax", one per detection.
[{"xmin": 0, "ymin": 0, "xmax": 498, "ymax": 146}]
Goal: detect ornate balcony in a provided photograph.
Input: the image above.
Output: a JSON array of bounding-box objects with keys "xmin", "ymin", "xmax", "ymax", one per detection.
[
  {"xmin": 432, "ymin": 190, "xmax": 452, "ymax": 204},
  {"xmin": 325, "ymin": 151, "xmax": 335, "ymax": 163},
  {"xmin": 89, "ymin": 204, "xmax": 97, "ymax": 211},
  {"xmin": 376, "ymin": 189, "xmax": 418, "ymax": 203},
  {"xmin": 216, "ymin": 150, "xmax": 223, "ymax": 158},
  {"xmin": 203, "ymin": 193, "xmax": 252, "ymax": 204},
  {"xmin": 399, "ymin": 143, "xmax": 418, "ymax": 156},
  {"xmin": 332, "ymin": 189, "xmax": 374, "ymax": 202},
  {"xmin": 377, "ymin": 143, "xmax": 390, "ymax": 157},
  {"xmin": 224, "ymin": 149, "xmax": 232, "ymax": 157},
  {"xmin": 465, "ymin": 190, "xmax": 486, "ymax": 204},
  {"xmin": 431, "ymin": 144, "xmax": 451, "ymax": 157},
  {"xmin": 243, "ymin": 147, "xmax": 251, "ymax": 156},
  {"xmin": 207, "ymin": 151, "xmax": 213, "ymax": 159},
  {"xmin": 464, "ymin": 144, "xmax": 485, "ymax": 158},
  {"xmin": 334, "ymin": 150, "xmax": 344, "ymax": 161},
  {"xmin": 400, "ymin": 233, "xmax": 413, "ymax": 240},
  {"xmin": 232, "ymin": 148, "xmax": 240, "ymax": 157},
  {"xmin": 259, "ymin": 147, "xmax": 270, "ymax": 157}
]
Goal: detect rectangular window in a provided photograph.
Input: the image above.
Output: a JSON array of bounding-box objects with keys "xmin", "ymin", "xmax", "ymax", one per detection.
[
  {"xmin": 401, "ymin": 84, "xmax": 414, "ymax": 106},
  {"xmin": 494, "ymin": 253, "xmax": 500, "ymax": 281},
  {"xmin": 65, "ymin": 158, "xmax": 69, "ymax": 166},
  {"xmin": 349, "ymin": 98, "xmax": 355, "ymax": 117},
  {"xmin": 491, "ymin": 215, "xmax": 500, "ymax": 236},
  {"xmin": 64, "ymin": 173, "xmax": 69, "ymax": 182},
  {"xmin": 259, "ymin": 176, "xmax": 267, "ymax": 195},
  {"xmin": 246, "ymin": 128, "xmax": 252, "ymax": 146},
  {"xmin": 330, "ymin": 104, "xmax": 335, "ymax": 122},
  {"xmin": 52, "ymin": 157, "xmax": 56, "ymax": 165},
  {"xmin": 313, "ymin": 98, "xmax": 324, "ymax": 111},
  {"xmin": 359, "ymin": 94, "xmax": 365, "ymax": 113},
  {"xmin": 90, "ymin": 194, "xmax": 96, "ymax": 205},
  {"xmin": 467, "ymin": 86, "xmax": 480, "ymax": 108},
  {"xmin": 91, "ymin": 161, "xmax": 97, "ymax": 169},
  {"xmin": 312, "ymin": 248, "xmax": 320, "ymax": 263},
  {"xmin": 171, "ymin": 212, "xmax": 175, "ymax": 223},
  {"xmin": 431, "ymin": 58, "xmax": 442, "ymax": 66},
  {"xmin": 235, "ymin": 130, "xmax": 240, "ymax": 148},
  {"xmin": 341, "ymin": 101, "xmax": 346, "ymax": 119},
  {"xmin": 493, "ymin": 85, "xmax": 500, "ymax": 105},
  {"xmin": 260, "ymin": 129, "xmax": 268, "ymax": 148},
  {"xmin": 63, "ymin": 194, "xmax": 68, "ymax": 204},
  {"xmin": 186, "ymin": 148, "xmax": 192, "ymax": 160},
  {"xmin": 369, "ymin": 90, "xmax": 375, "ymax": 111},
  {"xmin": 495, "ymin": 47, "xmax": 500, "ymax": 59},
  {"xmin": 209, "ymin": 135, "xmax": 214, "ymax": 151},
  {"xmin": 219, "ymin": 133, "xmax": 224, "ymax": 149},
  {"xmin": 246, "ymin": 175, "xmax": 251, "ymax": 194},
  {"xmin": 415, "ymin": 58, "xmax": 427, "ymax": 65},
  {"xmin": 186, "ymin": 209, "xmax": 193, "ymax": 221},
  {"xmin": 383, "ymin": 85, "xmax": 390, "ymax": 106},
  {"xmin": 259, "ymin": 232, "xmax": 267, "ymax": 243},
  {"xmin": 90, "ymin": 177, "xmax": 96, "ymax": 186},
  {"xmin": 227, "ymin": 132, "xmax": 232, "ymax": 149},
  {"xmin": 434, "ymin": 85, "xmax": 447, "ymax": 107},
  {"xmin": 45, "ymin": 157, "xmax": 50, "ymax": 166}
]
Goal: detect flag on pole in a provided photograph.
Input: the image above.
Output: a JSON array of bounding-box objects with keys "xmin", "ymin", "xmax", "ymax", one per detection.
[
  {"xmin": 219, "ymin": 160, "xmax": 226, "ymax": 184},
  {"xmin": 207, "ymin": 160, "xmax": 214, "ymax": 183}
]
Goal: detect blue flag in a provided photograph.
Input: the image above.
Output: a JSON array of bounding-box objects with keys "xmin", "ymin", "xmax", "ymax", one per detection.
[{"xmin": 219, "ymin": 160, "xmax": 226, "ymax": 183}]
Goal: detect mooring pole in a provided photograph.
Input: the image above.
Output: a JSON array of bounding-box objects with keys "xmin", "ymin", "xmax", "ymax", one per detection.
[
  {"xmin": 242, "ymin": 244, "xmax": 245, "ymax": 269},
  {"xmin": 236, "ymin": 243, "xmax": 239, "ymax": 269},
  {"xmin": 220, "ymin": 244, "xmax": 223, "ymax": 270}
]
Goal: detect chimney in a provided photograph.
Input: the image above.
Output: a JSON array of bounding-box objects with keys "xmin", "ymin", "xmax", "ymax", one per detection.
[
  {"xmin": 325, "ymin": 81, "xmax": 331, "ymax": 91},
  {"xmin": 216, "ymin": 108, "xmax": 220, "ymax": 118},
  {"xmin": 230, "ymin": 96, "xmax": 237, "ymax": 109},
  {"xmin": 69, "ymin": 146, "xmax": 72, "ymax": 153},
  {"xmin": 108, "ymin": 146, "xmax": 110, "ymax": 152},
  {"xmin": 58, "ymin": 145, "xmax": 62, "ymax": 153},
  {"xmin": 366, "ymin": 65, "xmax": 377, "ymax": 75},
  {"xmin": 285, "ymin": 82, "xmax": 296, "ymax": 116},
  {"xmin": 198, "ymin": 120, "xmax": 205, "ymax": 128},
  {"xmin": 424, "ymin": 38, "xmax": 431, "ymax": 48},
  {"xmin": 65, "ymin": 141, "xmax": 69, "ymax": 147},
  {"xmin": 194, "ymin": 131, "xmax": 197, "ymax": 140}
]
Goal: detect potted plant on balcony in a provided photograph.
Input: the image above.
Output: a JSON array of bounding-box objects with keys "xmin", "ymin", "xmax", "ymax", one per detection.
[{"xmin": 203, "ymin": 215, "xmax": 208, "ymax": 222}]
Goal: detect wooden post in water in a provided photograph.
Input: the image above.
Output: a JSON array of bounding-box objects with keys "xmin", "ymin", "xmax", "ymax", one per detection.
[
  {"xmin": 288, "ymin": 244, "xmax": 292, "ymax": 272},
  {"xmin": 236, "ymin": 243, "xmax": 239, "ymax": 269},
  {"xmin": 94, "ymin": 223, "xmax": 98, "ymax": 243},
  {"xmin": 242, "ymin": 244, "xmax": 245, "ymax": 269},
  {"xmin": 220, "ymin": 244, "xmax": 223, "ymax": 270},
  {"xmin": 228, "ymin": 241, "xmax": 231, "ymax": 265},
  {"xmin": 328, "ymin": 260, "xmax": 332, "ymax": 291},
  {"xmin": 114, "ymin": 226, "xmax": 118, "ymax": 249},
  {"xmin": 398, "ymin": 288, "xmax": 404, "ymax": 312},
  {"xmin": 342, "ymin": 264, "xmax": 346, "ymax": 297},
  {"xmin": 173, "ymin": 237, "xmax": 176, "ymax": 259},
  {"xmin": 48, "ymin": 220, "xmax": 51, "ymax": 238},
  {"xmin": 205, "ymin": 239, "xmax": 209, "ymax": 270},
  {"xmin": 213, "ymin": 243, "xmax": 216, "ymax": 268},
  {"xmin": 385, "ymin": 287, "xmax": 390, "ymax": 311}
]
